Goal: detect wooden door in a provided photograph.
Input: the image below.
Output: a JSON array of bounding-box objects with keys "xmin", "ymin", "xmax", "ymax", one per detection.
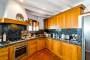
[
  {"xmin": 28, "ymin": 40, "xmax": 37, "ymax": 56},
  {"xmin": 71, "ymin": 8, "xmax": 80, "ymax": 28},
  {"xmin": 46, "ymin": 38, "xmax": 52, "ymax": 51},
  {"xmin": 77, "ymin": 46, "xmax": 81, "ymax": 60},
  {"xmin": 44, "ymin": 19, "xmax": 48, "ymax": 29},
  {"xmin": 65, "ymin": 11, "xmax": 71, "ymax": 28},
  {"xmin": 62, "ymin": 42, "xmax": 78, "ymax": 60},
  {"xmin": 52, "ymin": 40, "xmax": 62, "ymax": 58},
  {"xmin": 37, "ymin": 38, "xmax": 45, "ymax": 51}
]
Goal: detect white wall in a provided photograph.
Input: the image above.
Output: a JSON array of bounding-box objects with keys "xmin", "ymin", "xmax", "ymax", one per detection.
[
  {"xmin": 37, "ymin": 17, "xmax": 44, "ymax": 29},
  {"xmin": 75, "ymin": 0, "xmax": 90, "ymax": 12},
  {"xmin": 4, "ymin": 0, "xmax": 27, "ymax": 20},
  {"xmin": 26, "ymin": 10, "xmax": 38, "ymax": 20},
  {"xmin": 0, "ymin": 0, "xmax": 8, "ymax": 18},
  {"xmin": 26, "ymin": 9, "xmax": 44, "ymax": 29}
]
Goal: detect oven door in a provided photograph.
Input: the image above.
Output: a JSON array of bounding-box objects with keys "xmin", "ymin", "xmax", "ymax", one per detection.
[{"xmin": 14, "ymin": 45, "xmax": 27, "ymax": 60}]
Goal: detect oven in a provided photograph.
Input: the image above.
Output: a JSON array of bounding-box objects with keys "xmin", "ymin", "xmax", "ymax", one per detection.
[{"xmin": 14, "ymin": 43, "xmax": 27, "ymax": 60}]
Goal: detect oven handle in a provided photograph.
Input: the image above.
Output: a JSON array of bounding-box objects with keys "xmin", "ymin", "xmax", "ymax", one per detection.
[{"xmin": 15, "ymin": 45, "xmax": 27, "ymax": 50}]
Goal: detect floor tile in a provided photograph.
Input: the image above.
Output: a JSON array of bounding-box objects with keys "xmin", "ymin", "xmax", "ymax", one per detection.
[{"xmin": 27, "ymin": 49, "xmax": 61, "ymax": 60}]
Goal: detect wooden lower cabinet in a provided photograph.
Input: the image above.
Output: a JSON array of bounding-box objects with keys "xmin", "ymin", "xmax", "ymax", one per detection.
[
  {"xmin": 77, "ymin": 46, "xmax": 82, "ymax": 60},
  {"xmin": 0, "ymin": 47, "xmax": 9, "ymax": 60},
  {"xmin": 52, "ymin": 40, "xmax": 62, "ymax": 58},
  {"xmin": 0, "ymin": 38, "xmax": 81, "ymax": 60},
  {"xmin": 9, "ymin": 46, "xmax": 14, "ymax": 60},
  {"xmin": 46, "ymin": 38, "xmax": 52, "ymax": 51},
  {"xmin": 62, "ymin": 42, "xmax": 78, "ymax": 60},
  {"xmin": 28, "ymin": 39, "xmax": 37, "ymax": 57},
  {"xmin": 37, "ymin": 38, "xmax": 45, "ymax": 51}
]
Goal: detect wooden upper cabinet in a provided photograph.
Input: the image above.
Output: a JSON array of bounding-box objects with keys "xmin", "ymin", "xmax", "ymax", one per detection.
[
  {"xmin": 44, "ymin": 19, "xmax": 48, "ymax": 29},
  {"xmin": 44, "ymin": 4, "xmax": 85, "ymax": 29}
]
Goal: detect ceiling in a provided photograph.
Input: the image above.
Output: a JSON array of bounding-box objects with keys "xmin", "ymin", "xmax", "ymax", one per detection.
[{"xmin": 15, "ymin": 0, "xmax": 85, "ymax": 18}]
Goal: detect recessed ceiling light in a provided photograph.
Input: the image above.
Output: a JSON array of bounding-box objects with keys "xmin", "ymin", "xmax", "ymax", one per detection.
[
  {"xmin": 43, "ymin": 8, "xmax": 46, "ymax": 9},
  {"xmin": 20, "ymin": 0, "xmax": 23, "ymax": 2}
]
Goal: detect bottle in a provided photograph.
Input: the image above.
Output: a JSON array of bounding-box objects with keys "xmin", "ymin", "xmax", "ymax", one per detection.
[
  {"xmin": 3, "ymin": 33, "xmax": 6, "ymax": 42},
  {"xmin": 0, "ymin": 35, "xmax": 2, "ymax": 42}
]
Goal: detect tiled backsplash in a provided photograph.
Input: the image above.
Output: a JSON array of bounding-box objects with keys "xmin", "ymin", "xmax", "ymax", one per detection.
[
  {"xmin": 0, "ymin": 24, "xmax": 82, "ymax": 43},
  {"xmin": 0, "ymin": 24, "xmax": 26, "ymax": 41},
  {"xmin": 45, "ymin": 28, "xmax": 82, "ymax": 43}
]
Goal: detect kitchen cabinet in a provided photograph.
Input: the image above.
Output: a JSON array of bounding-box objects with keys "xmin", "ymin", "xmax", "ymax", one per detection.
[
  {"xmin": 77, "ymin": 46, "xmax": 82, "ymax": 60},
  {"xmin": 28, "ymin": 39, "xmax": 37, "ymax": 57},
  {"xmin": 0, "ymin": 47, "xmax": 9, "ymax": 60},
  {"xmin": 62, "ymin": 42, "xmax": 78, "ymax": 60},
  {"xmin": 0, "ymin": 18, "xmax": 28, "ymax": 25},
  {"xmin": 37, "ymin": 38, "xmax": 45, "ymax": 51},
  {"xmin": 52, "ymin": 40, "xmax": 62, "ymax": 58},
  {"xmin": 48, "ymin": 17, "xmax": 54, "ymax": 29},
  {"xmin": 65, "ymin": 8, "xmax": 82, "ymax": 28},
  {"xmin": 9, "ymin": 45, "xmax": 14, "ymax": 60},
  {"xmin": 44, "ymin": 4, "xmax": 85, "ymax": 29},
  {"xmin": 57, "ymin": 13, "xmax": 65, "ymax": 29},
  {"xmin": 46, "ymin": 38, "xmax": 52, "ymax": 51},
  {"xmin": 44, "ymin": 19, "xmax": 48, "ymax": 29}
]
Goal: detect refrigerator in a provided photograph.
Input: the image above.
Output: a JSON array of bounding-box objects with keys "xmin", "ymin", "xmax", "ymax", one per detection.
[{"xmin": 79, "ymin": 13, "xmax": 90, "ymax": 60}]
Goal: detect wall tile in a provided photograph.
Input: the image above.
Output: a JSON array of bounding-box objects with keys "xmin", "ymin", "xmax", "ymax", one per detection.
[
  {"xmin": 0, "ymin": 24, "xmax": 26, "ymax": 41},
  {"xmin": 45, "ymin": 28, "xmax": 82, "ymax": 43}
]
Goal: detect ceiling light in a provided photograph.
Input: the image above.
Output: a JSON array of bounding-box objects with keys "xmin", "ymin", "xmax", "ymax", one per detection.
[
  {"xmin": 20, "ymin": 0, "xmax": 23, "ymax": 2},
  {"xmin": 43, "ymin": 8, "xmax": 46, "ymax": 10}
]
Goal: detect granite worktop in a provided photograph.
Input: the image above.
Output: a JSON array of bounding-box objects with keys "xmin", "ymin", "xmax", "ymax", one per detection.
[
  {"xmin": 0, "ymin": 36, "xmax": 81, "ymax": 48},
  {"xmin": 47, "ymin": 37, "xmax": 81, "ymax": 46}
]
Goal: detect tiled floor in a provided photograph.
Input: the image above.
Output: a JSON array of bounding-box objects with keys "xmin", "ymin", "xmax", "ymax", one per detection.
[{"xmin": 27, "ymin": 49, "xmax": 61, "ymax": 60}]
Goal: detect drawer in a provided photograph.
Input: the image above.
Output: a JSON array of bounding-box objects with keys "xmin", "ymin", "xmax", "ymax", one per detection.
[
  {"xmin": 30, "ymin": 43, "xmax": 37, "ymax": 48},
  {"xmin": 29, "ymin": 40, "xmax": 37, "ymax": 44},
  {"xmin": 30, "ymin": 47, "xmax": 37, "ymax": 55},
  {"xmin": 0, "ymin": 52, "xmax": 8, "ymax": 56},
  {"xmin": 0, "ymin": 54, "xmax": 8, "ymax": 60},
  {"xmin": 0, "ymin": 47, "xmax": 8, "ymax": 52}
]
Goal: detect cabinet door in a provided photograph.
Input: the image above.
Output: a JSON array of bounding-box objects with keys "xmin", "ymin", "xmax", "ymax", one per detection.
[
  {"xmin": 37, "ymin": 38, "xmax": 45, "ymax": 51},
  {"xmin": 37, "ymin": 39, "xmax": 43, "ymax": 51},
  {"xmin": 28, "ymin": 40, "xmax": 37, "ymax": 57},
  {"xmin": 60, "ymin": 13, "xmax": 65, "ymax": 28},
  {"xmin": 71, "ymin": 8, "xmax": 80, "ymax": 28},
  {"xmin": 65, "ymin": 11, "xmax": 71, "ymax": 28},
  {"xmin": 77, "ymin": 46, "xmax": 81, "ymax": 60},
  {"xmin": 44, "ymin": 19, "xmax": 48, "ymax": 29},
  {"xmin": 52, "ymin": 40, "xmax": 62, "ymax": 58},
  {"xmin": 46, "ymin": 38, "xmax": 52, "ymax": 51},
  {"xmin": 62, "ymin": 42, "xmax": 78, "ymax": 60}
]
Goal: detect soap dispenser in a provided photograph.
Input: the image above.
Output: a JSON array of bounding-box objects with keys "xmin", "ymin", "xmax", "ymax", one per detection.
[{"xmin": 3, "ymin": 33, "xmax": 6, "ymax": 42}]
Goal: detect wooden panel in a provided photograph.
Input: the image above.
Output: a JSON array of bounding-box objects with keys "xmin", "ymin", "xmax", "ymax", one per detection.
[
  {"xmin": 46, "ymin": 38, "xmax": 52, "ymax": 51},
  {"xmin": 0, "ymin": 47, "xmax": 9, "ymax": 60},
  {"xmin": 9, "ymin": 45, "xmax": 14, "ymax": 60},
  {"xmin": 44, "ymin": 19, "xmax": 48, "ymax": 29},
  {"xmin": 19, "ymin": 55, "xmax": 27, "ymax": 60},
  {"xmin": 71, "ymin": 8, "xmax": 80, "ymax": 28},
  {"xmin": 30, "ymin": 43, "xmax": 37, "ymax": 48},
  {"xmin": 65, "ymin": 11, "xmax": 71, "ymax": 28},
  {"xmin": 52, "ymin": 40, "xmax": 62, "ymax": 58},
  {"xmin": 77, "ymin": 46, "xmax": 81, "ymax": 60},
  {"xmin": 28, "ymin": 39, "xmax": 37, "ymax": 57},
  {"xmin": 0, "ymin": 18, "xmax": 28, "ymax": 25},
  {"xmin": 30, "ymin": 46, "xmax": 37, "ymax": 55},
  {"xmin": 37, "ymin": 38, "xmax": 45, "ymax": 51},
  {"xmin": 28, "ymin": 40, "xmax": 37, "ymax": 44},
  {"xmin": 62, "ymin": 42, "xmax": 78, "ymax": 60},
  {"xmin": 0, "ymin": 18, "xmax": 2, "ymax": 22}
]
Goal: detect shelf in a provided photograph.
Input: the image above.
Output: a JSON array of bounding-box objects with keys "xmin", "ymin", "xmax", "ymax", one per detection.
[{"xmin": 0, "ymin": 18, "xmax": 29, "ymax": 25}]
